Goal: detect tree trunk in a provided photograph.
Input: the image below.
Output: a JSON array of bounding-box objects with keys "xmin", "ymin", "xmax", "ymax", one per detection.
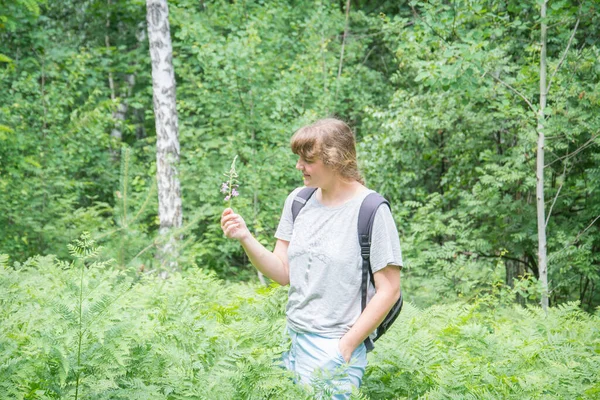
[
  {"xmin": 335, "ymin": 0, "xmax": 351, "ymax": 99},
  {"xmin": 135, "ymin": 21, "xmax": 147, "ymax": 139},
  {"xmin": 105, "ymin": 0, "xmax": 125, "ymax": 142},
  {"xmin": 146, "ymin": 0, "xmax": 182, "ymax": 270},
  {"xmin": 505, "ymin": 259, "xmax": 526, "ymax": 306},
  {"xmin": 537, "ymin": 0, "xmax": 549, "ymax": 312}
]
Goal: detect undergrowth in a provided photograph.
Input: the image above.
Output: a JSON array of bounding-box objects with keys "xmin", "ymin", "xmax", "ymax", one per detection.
[{"xmin": 1, "ymin": 237, "xmax": 599, "ymax": 399}]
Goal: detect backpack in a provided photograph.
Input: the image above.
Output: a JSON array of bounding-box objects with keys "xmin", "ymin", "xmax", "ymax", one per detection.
[{"xmin": 291, "ymin": 187, "xmax": 403, "ymax": 352}]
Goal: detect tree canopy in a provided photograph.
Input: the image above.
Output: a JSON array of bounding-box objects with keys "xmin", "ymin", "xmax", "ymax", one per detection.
[
  {"xmin": 1, "ymin": 0, "xmax": 600, "ymax": 397},
  {"xmin": 3, "ymin": 0, "xmax": 598, "ymax": 308}
]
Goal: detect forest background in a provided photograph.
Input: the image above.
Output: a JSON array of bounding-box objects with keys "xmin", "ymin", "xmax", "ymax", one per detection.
[{"xmin": 1, "ymin": 0, "xmax": 599, "ymax": 399}]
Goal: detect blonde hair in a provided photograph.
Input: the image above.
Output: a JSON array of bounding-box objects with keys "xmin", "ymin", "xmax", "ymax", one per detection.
[{"xmin": 290, "ymin": 118, "xmax": 364, "ymax": 184}]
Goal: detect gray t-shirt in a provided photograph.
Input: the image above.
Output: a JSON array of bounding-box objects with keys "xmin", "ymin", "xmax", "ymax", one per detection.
[{"xmin": 275, "ymin": 187, "xmax": 403, "ymax": 338}]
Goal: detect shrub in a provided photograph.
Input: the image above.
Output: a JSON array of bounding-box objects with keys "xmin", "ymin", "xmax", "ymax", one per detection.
[{"xmin": 1, "ymin": 239, "xmax": 599, "ymax": 399}]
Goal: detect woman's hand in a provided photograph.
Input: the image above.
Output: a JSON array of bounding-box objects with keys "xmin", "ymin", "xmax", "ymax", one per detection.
[
  {"xmin": 338, "ymin": 336, "xmax": 354, "ymax": 363},
  {"xmin": 221, "ymin": 208, "xmax": 251, "ymax": 241}
]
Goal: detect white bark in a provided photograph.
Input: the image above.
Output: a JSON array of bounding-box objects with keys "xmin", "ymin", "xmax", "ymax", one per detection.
[
  {"xmin": 111, "ymin": 102, "xmax": 127, "ymax": 140},
  {"xmin": 537, "ymin": 0, "xmax": 549, "ymax": 312},
  {"xmin": 146, "ymin": 0, "xmax": 182, "ymax": 269}
]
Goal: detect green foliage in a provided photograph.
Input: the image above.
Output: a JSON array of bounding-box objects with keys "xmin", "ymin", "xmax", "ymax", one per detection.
[
  {"xmin": 0, "ymin": 0, "xmax": 153, "ymax": 262},
  {"xmin": 360, "ymin": 0, "xmax": 600, "ymax": 309},
  {"xmin": 0, "ymin": 0, "xmax": 599, "ymax": 310},
  {"xmin": 94, "ymin": 146, "xmax": 158, "ymax": 270},
  {"xmin": 0, "ymin": 237, "xmax": 306, "ymax": 399},
  {"xmin": 162, "ymin": 0, "xmax": 396, "ymax": 280},
  {"xmin": 364, "ymin": 295, "xmax": 600, "ymax": 399},
  {"xmin": 1, "ymin": 245, "xmax": 599, "ymax": 399},
  {"xmin": 0, "ymin": 0, "xmax": 45, "ymax": 33},
  {"xmin": 0, "ymin": 0, "xmax": 398, "ymax": 282},
  {"xmin": 2, "ymin": 0, "xmax": 599, "ymax": 395}
]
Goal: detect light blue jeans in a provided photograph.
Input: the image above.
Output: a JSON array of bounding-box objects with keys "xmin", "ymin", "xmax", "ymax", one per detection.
[{"xmin": 282, "ymin": 328, "xmax": 368, "ymax": 399}]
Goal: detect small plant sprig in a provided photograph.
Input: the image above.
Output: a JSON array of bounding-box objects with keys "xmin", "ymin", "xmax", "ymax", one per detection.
[{"xmin": 221, "ymin": 155, "xmax": 240, "ymax": 209}]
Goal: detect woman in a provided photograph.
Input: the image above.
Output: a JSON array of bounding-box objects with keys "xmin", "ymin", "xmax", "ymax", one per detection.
[{"xmin": 220, "ymin": 118, "xmax": 402, "ymax": 397}]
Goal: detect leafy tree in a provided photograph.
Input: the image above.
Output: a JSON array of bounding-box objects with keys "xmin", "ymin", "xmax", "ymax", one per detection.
[
  {"xmin": 168, "ymin": 0, "xmax": 394, "ymax": 279},
  {"xmin": 360, "ymin": 0, "xmax": 600, "ymax": 309},
  {"xmin": 1, "ymin": 0, "xmax": 598, "ymax": 311}
]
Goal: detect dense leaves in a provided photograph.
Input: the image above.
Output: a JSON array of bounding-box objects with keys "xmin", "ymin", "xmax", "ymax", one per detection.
[
  {"xmin": 0, "ymin": 242, "xmax": 304, "ymax": 399},
  {"xmin": 2, "ymin": 0, "xmax": 598, "ymax": 306},
  {"xmin": 1, "ymin": 245, "xmax": 599, "ymax": 399},
  {"xmin": 359, "ymin": 0, "xmax": 600, "ymax": 309},
  {"xmin": 1, "ymin": 1, "xmax": 600, "ymax": 395},
  {"xmin": 365, "ymin": 297, "xmax": 600, "ymax": 399}
]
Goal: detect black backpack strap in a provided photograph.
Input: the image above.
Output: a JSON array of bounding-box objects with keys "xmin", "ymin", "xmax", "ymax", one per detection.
[
  {"xmin": 357, "ymin": 192, "xmax": 390, "ymax": 352},
  {"xmin": 291, "ymin": 187, "xmax": 317, "ymax": 223}
]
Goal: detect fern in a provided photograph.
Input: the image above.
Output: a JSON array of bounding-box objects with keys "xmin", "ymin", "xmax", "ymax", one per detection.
[
  {"xmin": 363, "ymin": 294, "xmax": 600, "ymax": 399},
  {"xmin": 2, "ymin": 245, "xmax": 599, "ymax": 399}
]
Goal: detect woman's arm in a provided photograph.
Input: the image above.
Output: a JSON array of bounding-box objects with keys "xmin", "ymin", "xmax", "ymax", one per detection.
[
  {"xmin": 338, "ymin": 264, "xmax": 401, "ymax": 362},
  {"xmin": 221, "ymin": 208, "xmax": 290, "ymax": 285}
]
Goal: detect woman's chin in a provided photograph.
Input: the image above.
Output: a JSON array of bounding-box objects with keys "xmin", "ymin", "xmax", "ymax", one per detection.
[{"xmin": 303, "ymin": 178, "xmax": 316, "ymax": 188}]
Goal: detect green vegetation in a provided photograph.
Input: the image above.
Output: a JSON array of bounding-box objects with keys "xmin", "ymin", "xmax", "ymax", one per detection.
[
  {"xmin": 1, "ymin": 241, "xmax": 599, "ymax": 399},
  {"xmin": 1, "ymin": 0, "xmax": 599, "ymax": 397}
]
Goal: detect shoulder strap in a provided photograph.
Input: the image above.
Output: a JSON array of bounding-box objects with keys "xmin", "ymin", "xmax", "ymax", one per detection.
[
  {"xmin": 358, "ymin": 192, "xmax": 390, "ymax": 309},
  {"xmin": 291, "ymin": 187, "xmax": 317, "ymax": 222},
  {"xmin": 357, "ymin": 192, "xmax": 390, "ymax": 352}
]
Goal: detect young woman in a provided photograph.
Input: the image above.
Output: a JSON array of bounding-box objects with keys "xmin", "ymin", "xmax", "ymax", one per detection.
[{"xmin": 220, "ymin": 118, "xmax": 402, "ymax": 397}]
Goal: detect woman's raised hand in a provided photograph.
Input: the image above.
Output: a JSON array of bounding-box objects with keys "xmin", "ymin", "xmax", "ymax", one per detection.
[{"xmin": 221, "ymin": 208, "xmax": 251, "ymax": 241}]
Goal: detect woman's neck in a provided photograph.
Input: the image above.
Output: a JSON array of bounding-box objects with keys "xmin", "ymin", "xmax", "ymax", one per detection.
[{"xmin": 317, "ymin": 180, "xmax": 366, "ymax": 207}]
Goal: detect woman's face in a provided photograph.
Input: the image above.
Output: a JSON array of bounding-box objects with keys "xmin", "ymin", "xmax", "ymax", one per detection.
[{"xmin": 295, "ymin": 155, "xmax": 335, "ymax": 188}]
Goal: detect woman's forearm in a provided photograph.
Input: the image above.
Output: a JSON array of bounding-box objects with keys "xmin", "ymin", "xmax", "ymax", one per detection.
[
  {"xmin": 240, "ymin": 235, "xmax": 290, "ymax": 286},
  {"xmin": 221, "ymin": 208, "xmax": 290, "ymax": 285},
  {"xmin": 341, "ymin": 287, "xmax": 399, "ymax": 351},
  {"xmin": 338, "ymin": 266, "xmax": 401, "ymax": 360}
]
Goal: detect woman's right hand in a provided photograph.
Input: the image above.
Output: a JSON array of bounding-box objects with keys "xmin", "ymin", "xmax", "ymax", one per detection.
[{"xmin": 221, "ymin": 208, "xmax": 251, "ymax": 241}]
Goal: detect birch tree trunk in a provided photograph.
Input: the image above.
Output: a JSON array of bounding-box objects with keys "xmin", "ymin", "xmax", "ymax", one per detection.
[
  {"xmin": 146, "ymin": 0, "xmax": 182, "ymax": 270},
  {"xmin": 537, "ymin": 0, "xmax": 549, "ymax": 312}
]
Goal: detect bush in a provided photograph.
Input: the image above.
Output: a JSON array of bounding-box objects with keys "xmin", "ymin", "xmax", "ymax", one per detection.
[
  {"xmin": 0, "ymin": 237, "xmax": 305, "ymax": 399},
  {"xmin": 1, "ymin": 239, "xmax": 599, "ymax": 399},
  {"xmin": 364, "ymin": 297, "xmax": 600, "ymax": 399}
]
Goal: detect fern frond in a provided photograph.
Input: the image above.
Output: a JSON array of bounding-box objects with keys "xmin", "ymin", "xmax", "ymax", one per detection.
[
  {"xmin": 68, "ymin": 232, "xmax": 100, "ymax": 260},
  {"xmin": 0, "ymin": 254, "xmax": 8, "ymax": 269},
  {"xmin": 52, "ymin": 301, "xmax": 78, "ymax": 326}
]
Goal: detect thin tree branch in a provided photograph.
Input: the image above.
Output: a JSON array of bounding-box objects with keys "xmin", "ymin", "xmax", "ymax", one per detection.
[
  {"xmin": 545, "ymin": 160, "xmax": 567, "ymax": 228},
  {"xmin": 95, "ymin": 226, "xmax": 125, "ymax": 241},
  {"xmin": 553, "ymin": 214, "xmax": 600, "ymax": 259},
  {"xmin": 106, "ymin": 0, "xmax": 116, "ymax": 102},
  {"xmin": 451, "ymin": 0, "xmax": 457, "ymax": 39},
  {"xmin": 459, "ymin": 251, "xmax": 533, "ymax": 269},
  {"xmin": 320, "ymin": 6, "xmax": 327, "ymax": 102},
  {"xmin": 40, "ymin": 55, "xmax": 47, "ymax": 132},
  {"xmin": 546, "ymin": 10, "xmax": 581, "ymax": 95},
  {"xmin": 232, "ymin": 66, "xmax": 248, "ymax": 115},
  {"xmin": 573, "ymin": 214, "xmax": 600, "ymax": 244},
  {"xmin": 131, "ymin": 180, "xmax": 157, "ymax": 224},
  {"xmin": 410, "ymin": 5, "xmax": 452, "ymax": 45},
  {"xmin": 361, "ymin": 45, "xmax": 376, "ymax": 67},
  {"xmin": 128, "ymin": 240, "xmax": 157, "ymax": 265},
  {"xmin": 484, "ymin": 72, "xmax": 536, "ymax": 113},
  {"xmin": 544, "ymin": 133, "xmax": 599, "ymax": 168}
]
